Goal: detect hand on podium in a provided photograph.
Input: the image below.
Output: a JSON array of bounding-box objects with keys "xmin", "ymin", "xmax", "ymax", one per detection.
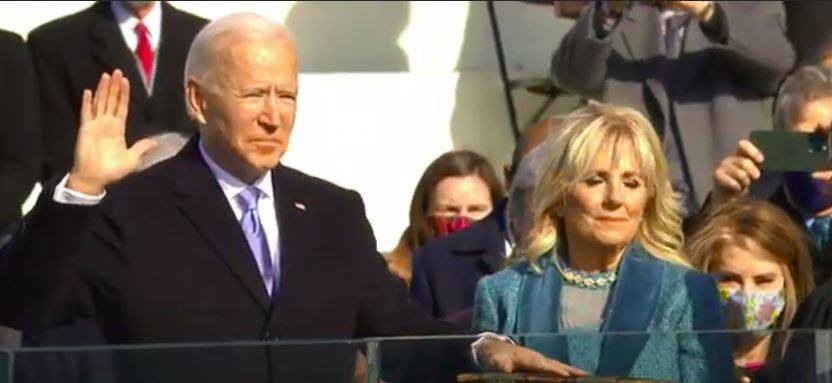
[{"xmin": 476, "ymin": 339, "xmax": 587, "ymax": 378}]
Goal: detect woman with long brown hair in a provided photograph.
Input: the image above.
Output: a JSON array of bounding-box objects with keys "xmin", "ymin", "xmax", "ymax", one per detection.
[
  {"xmin": 386, "ymin": 150, "xmax": 504, "ymax": 286},
  {"xmin": 689, "ymin": 199, "xmax": 814, "ymax": 382}
]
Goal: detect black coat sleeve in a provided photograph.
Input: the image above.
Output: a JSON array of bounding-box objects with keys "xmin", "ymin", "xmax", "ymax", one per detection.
[
  {"xmin": 409, "ymin": 246, "xmax": 436, "ymax": 317},
  {"xmin": 27, "ymin": 28, "xmax": 78, "ymax": 181},
  {"xmin": 0, "ymin": 30, "xmax": 40, "ymax": 233},
  {"xmin": 348, "ymin": 190, "xmax": 459, "ymax": 337},
  {"xmin": 708, "ymin": 2, "xmax": 795, "ymax": 95},
  {"xmin": 339, "ymin": 192, "xmax": 477, "ymax": 382},
  {"xmin": 0, "ymin": 187, "xmax": 101, "ymax": 331},
  {"xmin": 781, "ymin": 281, "xmax": 832, "ymax": 382}
]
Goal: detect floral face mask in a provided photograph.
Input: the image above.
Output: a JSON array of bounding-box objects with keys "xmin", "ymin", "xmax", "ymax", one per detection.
[{"xmin": 718, "ymin": 288, "xmax": 785, "ymax": 331}]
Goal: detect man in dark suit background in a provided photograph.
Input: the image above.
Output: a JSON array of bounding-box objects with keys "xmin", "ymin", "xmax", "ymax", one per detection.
[
  {"xmin": 0, "ymin": 27, "xmax": 40, "ymax": 362},
  {"xmin": 0, "ymin": 29, "xmax": 39, "ymax": 243},
  {"xmin": 28, "ymin": 1, "xmax": 206, "ymax": 180},
  {"xmin": 410, "ymin": 116, "xmax": 555, "ymax": 327},
  {"xmin": 784, "ymin": 1, "xmax": 832, "ymax": 67},
  {"xmin": 0, "ymin": 13, "xmax": 453, "ymax": 382}
]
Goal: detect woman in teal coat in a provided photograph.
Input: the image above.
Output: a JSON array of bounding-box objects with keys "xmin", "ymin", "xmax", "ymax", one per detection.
[{"xmin": 471, "ymin": 103, "xmax": 733, "ymax": 382}]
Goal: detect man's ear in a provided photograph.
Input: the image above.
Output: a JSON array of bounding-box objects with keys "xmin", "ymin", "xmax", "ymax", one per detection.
[{"xmin": 185, "ymin": 78, "xmax": 208, "ymax": 125}]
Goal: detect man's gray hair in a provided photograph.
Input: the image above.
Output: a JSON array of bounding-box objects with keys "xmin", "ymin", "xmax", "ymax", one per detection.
[
  {"xmin": 139, "ymin": 132, "xmax": 190, "ymax": 170},
  {"xmin": 183, "ymin": 13, "xmax": 292, "ymax": 89},
  {"xmin": 509, "ymin": 145, "xmax": 544, "ymax": 196},
  {"xmin": 774, "ymin": 66, "xmax": 832, "ymax": 131},
  {"xmin": 506, "ymin": 145, "xmax": 545, "ymax": 252}
]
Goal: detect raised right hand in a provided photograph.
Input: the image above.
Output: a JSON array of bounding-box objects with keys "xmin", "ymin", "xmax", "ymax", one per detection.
[
  {"xmin": 477, "ymin": 339, "xmax": 587, "ymax": 377},
  {"xmin": 712, "ymin": 139, "xmax": 764, "ymax": 205},
  {"xmin": 66, "ymin": 70, "xmax": 157, "ymax": 195}
]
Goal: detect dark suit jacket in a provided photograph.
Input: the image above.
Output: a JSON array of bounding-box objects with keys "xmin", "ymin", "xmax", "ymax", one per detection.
[
  {"xmin": 784, "ymin": 1, "xmax": 832, "ymax": 66},
  {"xmin": 552, "ymin": 1, "xmax": 794, "ymax": 207},
  {"xmin": 782, "ymin": 279, "xmax": 832, "ymax": 383},
  {"xmin": 739, "ymin": 173, "xmax": 831, "ymax": 284},
  {"xmin": 28, "ymin": 1, "xmax": 206, "ymax": 180},
  {"xmin": 761, "ymin": 184, "xmax": 832, "ymax": 282},
  {"xmin": 0, "ymin": 139, "xmax": 453, "ymax": 382},
  {"xmin": 0, "ymin": 29, "xmax": 40, "ymax": 236},
  {"xmin": 410, "ymin": 201, "xmax": 507, "ymax": 328}
]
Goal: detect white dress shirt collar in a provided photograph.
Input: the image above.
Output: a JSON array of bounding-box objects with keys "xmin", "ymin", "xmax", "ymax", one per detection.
[
  {"xmin": 111, "ymin": 1, "xmax": 163, "ymax": 52},
  {"xmin": 197, "ymin": 139, "xmax": 274, "ymax": 203}
]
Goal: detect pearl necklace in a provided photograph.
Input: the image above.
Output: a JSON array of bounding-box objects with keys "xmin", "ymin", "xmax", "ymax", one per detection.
[{"xmin": 552, "ymin": 253, "xmax": 617, "ymax": 289}]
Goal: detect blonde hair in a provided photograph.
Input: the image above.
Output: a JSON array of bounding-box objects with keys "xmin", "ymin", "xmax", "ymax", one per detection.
[
  {"xmin": 521, "ymin": 102, "xmax": 686, "ymax": 270},
  {"xmin": 688, "ymin": 199, "xmax": 814, "ymax": 329}
]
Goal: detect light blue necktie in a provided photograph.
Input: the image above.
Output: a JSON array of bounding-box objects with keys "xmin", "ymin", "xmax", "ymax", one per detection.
[{"xmin": 236, "ymin": 187, "xmax": 275, "ymax": 297}]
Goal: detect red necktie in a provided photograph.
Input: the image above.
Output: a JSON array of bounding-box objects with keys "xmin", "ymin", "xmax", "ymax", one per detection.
[{"xmin": 134, "ymin": 22, "xmax": 153, "ymax": 84}]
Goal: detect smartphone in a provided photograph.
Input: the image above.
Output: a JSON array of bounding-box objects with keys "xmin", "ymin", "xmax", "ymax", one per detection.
[{"xmin": 750, "ymin": 130, "xmax": 832, "ymax": 172}]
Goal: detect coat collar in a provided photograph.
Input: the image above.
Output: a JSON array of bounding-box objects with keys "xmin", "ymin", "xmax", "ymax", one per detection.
[
  {"xmin": 595, "ymin": 244, "xmax": 665, "ymax": 376},
  {"xmin": 450, "ymin": 200, "xmax": 509, "ymax": 274},
  {"xmin": 514, "ymin": 243, "xmax": 665, "ymax": 374},
  {"xmin": 268, "ymin": 163, "xmax": 314, "ymax": 326},
  {"xmin": 88, "ymin": 1, "xmax": 151, "ymax": 109},
  {"xmin": 171, "ymin": 138, "xmax": 273, "ymax": 312},
  {"xmin": 88, "ymin": 2, "xmax": 190, "ymax": 115},
  {"xmin": 169, "ymin": 139, "xmax": 312, "ymax": 332},
  {"xmin": 515, "ymin": 254, "xmax": 569, "ymax": 362}
]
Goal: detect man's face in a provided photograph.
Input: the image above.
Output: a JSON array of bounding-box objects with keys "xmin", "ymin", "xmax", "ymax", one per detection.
[
  {"xmin": 792, "ymin": 97, "xmax": 832, "ymax": 182},
  {"xmin": 199, "ymin": 37, "xmax": 298, "ymax": 181}
]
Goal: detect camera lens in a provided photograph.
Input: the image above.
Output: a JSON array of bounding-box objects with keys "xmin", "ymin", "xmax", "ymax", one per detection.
[{"xmin": 809, "ymin": 132, "xmax": 828, "ymax": 153}]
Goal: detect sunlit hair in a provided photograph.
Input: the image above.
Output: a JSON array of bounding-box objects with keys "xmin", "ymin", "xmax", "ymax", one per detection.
[
  {"xmin": 522, "ymin": 102, "xmax": 686, "ymax": 270},
  {"xmin": 138, "ymin": 132, "xmax": 190, "ymax": 171},
  {"xmin": 183, "ymin": 13, "xmax": 294, "ymax": 92},
  {"xmin": 687, "ymin": 199, "xmax": 814, "ymax": 329},
  {"xmin": 774, "ymin": 65, "xmax": 832, "ymax": 131},
  {"xmin": 506, "ymin": 145, "xmax": 545, "ymax": 249}
]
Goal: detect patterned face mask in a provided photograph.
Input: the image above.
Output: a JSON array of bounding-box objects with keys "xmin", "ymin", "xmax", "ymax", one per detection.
[
  {"xmin": 718, "ymin": 288, "xmax": 785, "ymax": 331},
  {"xmin": 428, "ymin": 216, "xmax": 471, "ymax": 238}
]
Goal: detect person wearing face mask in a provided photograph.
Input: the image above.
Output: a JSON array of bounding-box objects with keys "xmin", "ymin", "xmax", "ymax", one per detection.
[
  {"xmin": 709, "ymin": 66, "xmax": 832, "ymax": 285},
  {"xmin": 409, "ymin": 116, "xmax": 555, "ymax": 327},
  {"xmin": 470, "ymin": 102, "xmax": 733, "ymax": 382},
  {"xmin": 688, "ymin": 199, "xmax": 814, "ymax": 383},
  {"xmin": 385, "ymin": 150, "xmax": 505, "ymax": 286}
]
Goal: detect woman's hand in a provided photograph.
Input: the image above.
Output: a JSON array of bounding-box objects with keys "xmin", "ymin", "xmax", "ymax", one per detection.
[
  {"xmin": 476, "ymin": 339, "xmax": 588, "ymax": 377},
  {"xmin": 712, "ymin": 139, "xmax": 764, "ymax": 206}
]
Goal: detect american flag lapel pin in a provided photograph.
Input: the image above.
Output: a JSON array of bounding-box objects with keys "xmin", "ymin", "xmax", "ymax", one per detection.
[{"xmin": 294, "ymin": 202, "xmax": 306, "ymax": 211}]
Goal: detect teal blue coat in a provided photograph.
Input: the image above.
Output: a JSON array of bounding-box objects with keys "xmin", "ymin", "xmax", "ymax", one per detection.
[{"xmin": 471, "ymin": 244, "xmax": 733, "ymax": 382}]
